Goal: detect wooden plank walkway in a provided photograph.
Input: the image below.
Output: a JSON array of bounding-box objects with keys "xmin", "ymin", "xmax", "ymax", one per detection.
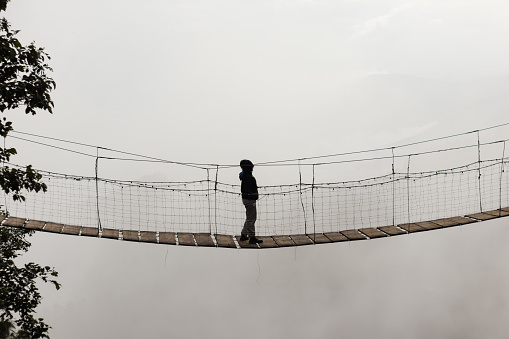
[{"xmin": 1, "ymin": 207, "xmax": 508, "ymax": 249}]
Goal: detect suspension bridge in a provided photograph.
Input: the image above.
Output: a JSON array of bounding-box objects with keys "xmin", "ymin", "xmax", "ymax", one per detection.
[{"xmin": 1, "ymin": 123, "xmax": 509, "ymax": 249}]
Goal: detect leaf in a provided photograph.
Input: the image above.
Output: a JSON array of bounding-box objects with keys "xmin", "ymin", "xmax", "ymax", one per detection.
[{"xmin": 13, "ymin": 38, "xmax": 21, "ymax": 48}]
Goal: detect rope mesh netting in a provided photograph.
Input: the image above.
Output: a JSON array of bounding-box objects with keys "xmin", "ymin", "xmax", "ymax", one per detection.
[{"xmin": 5, "ymin": 156, "xmax": 509, "ymax": 237}]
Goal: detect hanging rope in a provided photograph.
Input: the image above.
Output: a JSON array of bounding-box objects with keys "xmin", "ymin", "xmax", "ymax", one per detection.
[
  {"xmin": 214, "ymin": 165, "xmax": 219, "ymax": 236},
  {"xmin": 298, "ymin": 160, "xmax": 307, "ymax": 234},
  {"xmin": 407, "ymin": 155, "xmax": 411, "ymax": 225},
  {"xmin": 2, "ymin": 136, "xmax": 8, "ymax": 216},
  {"xmin": 95, "ymin": 147, "xmax": 102, "ymax": 231},
  {"xmin": 311, "ymin": 164, "xmax": 316, "ymax": 240},
  {"xmin": 10, "ymin": 121, "xmax": 509, "ymax": 169},
  {"xmin": 2, "ymin": 137, "xmax": 9, "ymax": 216},
  {"xmin": 207, "ymin": 168, "xmax": 211, "ymax": 234},
  {"xmin": 477, "ymin": 131, "xmax": 483, "ymax": 212},
  {"xmin": 500, "ymin": 141, "xmax": 506, "ymax": 216},
  {"xmin": 392, "ymin": 147, "xmax": 396, "ymax": 226}
]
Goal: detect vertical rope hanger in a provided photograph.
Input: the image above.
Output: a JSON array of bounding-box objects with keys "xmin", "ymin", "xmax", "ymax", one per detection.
[
  {"xmin": 391, "ymin": 147, "xmax": 396, "ymax": 227},
  {"xmin": 298, "ymin": 160, "xmax": 307, "ymax": 234},
  {"xmin": 407, "ymin": 155, "xmax": 411, "ymax": 225},
  {"xmin": 95, "ymin": 147, "xmax": 102, "ymax": 231},
  {"xmin": 2, "ymin": 136, "xmax": 8, "ymax": 215},
  {"xmin": 207, "ymin": 168, "xmax": 211, "ymax": 234},
  {"xmin": 214, "ymin": 165, "xmax": 219, "ymax": 235},
  {"xmin": 477, "ymin": 131, "xmax": 483, "ymax": 212},
  {"xmin": 499, "ymin": 141, "xmax": 506, "ymax": 216},
  {"xmin": 311, "ymin": 164, "xmax": 316, "ymax": 241}
]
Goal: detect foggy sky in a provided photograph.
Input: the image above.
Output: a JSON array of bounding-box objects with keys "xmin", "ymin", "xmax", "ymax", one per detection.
[{"xmin": 4, "ymin": 1, "xmax": 509, "ymax": 338}]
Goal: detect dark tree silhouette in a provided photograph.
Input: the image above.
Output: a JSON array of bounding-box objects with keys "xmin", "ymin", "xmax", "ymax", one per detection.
[{"xmin": 0, "ymin": 1, "xmax": 60, "ymax": 338}]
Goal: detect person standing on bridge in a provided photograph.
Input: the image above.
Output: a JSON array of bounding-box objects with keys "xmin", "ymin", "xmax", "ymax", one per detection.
[{"xmin": 239, "ymin": 159, "xmax": 263, "ymax": 244}]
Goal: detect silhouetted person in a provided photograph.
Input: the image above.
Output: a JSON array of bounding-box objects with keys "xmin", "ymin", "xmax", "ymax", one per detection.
[{"xmin": 239, "ymin": 159, "xmax": 263, "ymax": 244}]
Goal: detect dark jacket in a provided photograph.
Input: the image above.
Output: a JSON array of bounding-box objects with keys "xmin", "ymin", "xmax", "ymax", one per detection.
[{"xmin": 240, "ymin": 171, "xmax": 258, "ymax": 200}]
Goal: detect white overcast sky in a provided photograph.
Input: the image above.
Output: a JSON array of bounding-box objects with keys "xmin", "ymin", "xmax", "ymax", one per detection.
[
  {"xmin": 7, "ymin": 0, "xmax": 509, "ymax": 173},
  {"xmin": 4, "ymin": 1, "xmax": 509, "ymax": 338}
]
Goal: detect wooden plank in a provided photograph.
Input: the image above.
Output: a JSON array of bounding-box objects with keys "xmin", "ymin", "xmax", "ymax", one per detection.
[
  {"xmin": 341, "ymin": 229, "xmax": 367, "ymax": 240},
  {"xmin": 237, "ymin": 236, "xmax": 260, "ymax": 249},
  {"xmin": 272, "ymin": 235, "xmax": 294, "ymax": 247},
  {"xmin": 502, "ymin": 207, "xmax": 509, "ymax": 212},
  {"xmin": 414, "ymin": 221, "xmax": 442, "ymax": 230},
  {"xmin": 122, "ymin": 230, "xmax": 139, "ymax": 242},
  {"xmin": 43, "ymin": 222, "xmax": 63, "ymax": 233},
  {"xmin": 324, "ymin": 232, "xmax": 348, "ymax": 242},
  {"xmin": 81, "ymin": 227, "xmax": 99, "ymax": 237},
  {"xmin": 3, "ymin": 217, "xmax": 26, "ymax": 228},
  {"xmin": 25, "ymin": 219, "xmax": 46, "ymax": 230},
  {"xmin": 0, "ymin": 215, "xmax": 6, "ymax": 223},
  {"xmin": 465, "ymin": 213, "xmax": 497, "ymax": 221},
  {"xmin": 101, "ymin": 228, "xmax": 119, "ymax": 239},
  {"xmin": 177, "ymin": 233, "xmax": 195, "ymax": 246},
  {"xmin": 140, "ymin": 231, "xmax": 157, "ymax": 243},
  {"xmin": 195, "ymin": 233, "xmax": 215, "ymax": 247},
  {"xmin": 258, "ymin": 236, "xmax": 278, "ymax": 249},
  {"xmin": 359, "ymin": 227, "xmax": 387, "ymax": 239},
  {"xmin": 215, "ymin": 234, "xmax": 236, "ymax": 248},
  {"xmin": 306, "ymin": 233, "xmax": 331, "ymax": 244},
  {"xmin": 483, "ymin": 209, "xmax": 509, "ymax": 217},
  {"xmin": 398, "ymin": 223, "xmax": 426, "ymax": 233},
  {"xmin": 290, "ymin": 234, "xmax": 313, "ymax": 246},
  {"xmin": 159, "ymin": 232, "xmax": 176, "ymax": 245},
  {"xmin": 433, "ymin": 216, "xmax": 476, "ymax": 227},
  {"xmin": 452, "ymin": 216, "xmax": 477, "ymax": 225},
  {"xmin": 378, "ymin": 225, "xmax": 406, "ymax": 236},
  {"xmin": 62, "ymin": 225, "xmax": 81, "ymax": 235}
]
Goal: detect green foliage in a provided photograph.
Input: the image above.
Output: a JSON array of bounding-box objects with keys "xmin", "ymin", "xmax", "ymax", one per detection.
[
  {"xmin": 0, "ymin": 228, "xmax": 61, "ymax": 339},
  {"xmin": 0, "ymin": 17, "xmax": 55, "ymax": 115},
  {"xmin": 0, "ymin": 319, "xmax": 14, "ymax": 338},
  {"xmin": 0, "ymin": 2, "xmax": 52, "ymax": 202},
  {"xmin": 0, "ymin": 2, "xmax": 59, "ymax": 338},
  {"xmin": 0, "ymin": 1, "xmax": 9, "ymax": 12},
  {"xmin": 0, "ymin": 165, "xmax": 47, "ymax": 202}
]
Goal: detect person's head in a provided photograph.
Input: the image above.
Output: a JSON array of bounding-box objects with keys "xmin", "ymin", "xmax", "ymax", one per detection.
[{"xmin": 240, "ymin": 159, "xmax": 254, "ymax": 172}]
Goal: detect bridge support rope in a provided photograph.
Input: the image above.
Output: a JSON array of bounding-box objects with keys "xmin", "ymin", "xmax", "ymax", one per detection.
[
  {"xmin": 95, "ymin": 147, "xmax": 102, "ymax": 232},
  {"xmin": 3, "ymin": 123, "xmax": 509, "ymax": 246}
]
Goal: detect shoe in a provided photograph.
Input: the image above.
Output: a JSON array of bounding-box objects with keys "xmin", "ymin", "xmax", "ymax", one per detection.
[
  {"xmin": 239, "ymin": 235, "xmax": 249, "ymax": 241},
  {"xmin": 249, "ymin": 237, "xmax": 263, "ymax": 244}
]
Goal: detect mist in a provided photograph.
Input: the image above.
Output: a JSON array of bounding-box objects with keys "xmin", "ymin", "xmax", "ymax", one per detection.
[{"xmin": 4, "ymin": 0, "xmax": 509, "ymax": 338}]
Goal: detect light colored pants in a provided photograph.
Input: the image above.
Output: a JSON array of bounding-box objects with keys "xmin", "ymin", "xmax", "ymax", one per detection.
[{"xmin": 241, "ymin": 199, "xmax": 257, "ymax": 237}]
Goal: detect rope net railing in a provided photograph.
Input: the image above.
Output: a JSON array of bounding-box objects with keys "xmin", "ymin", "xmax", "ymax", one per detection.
[
  {"xmin": 4, "ymin": 156, "xmax": 509, "ymax": 237},
  {"xmin": 3, "ymin": 123, "xmax": 509, "ymax": 238}
]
